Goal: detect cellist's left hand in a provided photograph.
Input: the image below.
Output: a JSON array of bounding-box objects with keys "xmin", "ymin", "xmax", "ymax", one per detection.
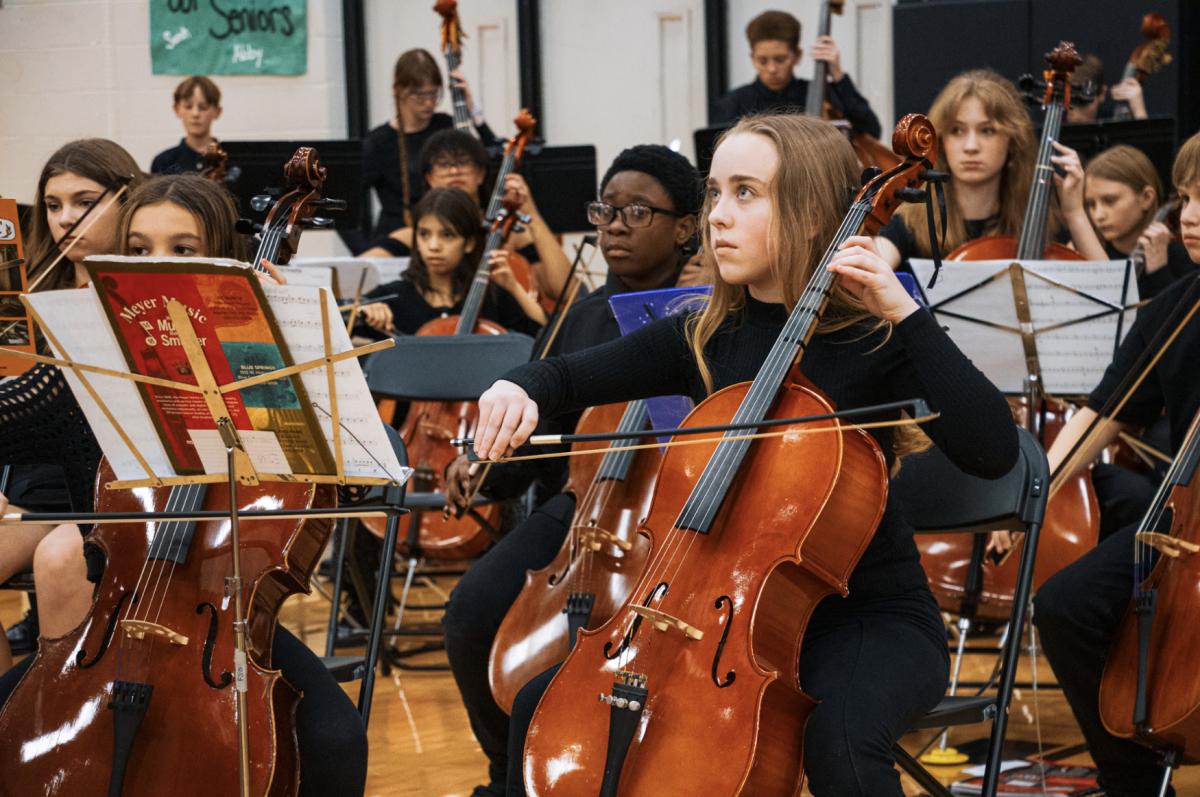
[
  {"xmin": 255, "ymin": 260, "xmax": 287, "ymax": 286},
  {"xmin": 828, "ymin": 236, "xmax": 919, "ymax": 324}
]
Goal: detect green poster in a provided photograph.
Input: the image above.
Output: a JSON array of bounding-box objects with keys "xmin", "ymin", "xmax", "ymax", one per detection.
[{"xmin": 150, "ymin": 0, "xmax": 307, "ymax": 76}]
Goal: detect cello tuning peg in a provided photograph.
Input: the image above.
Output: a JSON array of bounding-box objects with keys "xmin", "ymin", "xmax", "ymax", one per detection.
[
  {"xmin": 251, "ymin": 195, "xmax": 273, "ymax": 212},
  {"xmin": 518, "ymin": 213, "xmax": 532, "ymax": 224},
  {"xmin": 235, "ymin": 219, "xmax": 263, "ymax": 235},
  {"xmin": 300, "ymin": 217, "xmax": 336, "ymax": 229},
  {"xmin": 512, "ymin": 224, "xmax": 526, "ymax": 234},
  {"xmin": 895, "ymin": 187, "xmax": 927, "ymax": 203},
  {"xmin": 313, "ymin": 198, "xmax": 347, "ymax": 211},
  {"xmin": 860, "ymin": 166, "xmax": 883, "ymax": 185}
]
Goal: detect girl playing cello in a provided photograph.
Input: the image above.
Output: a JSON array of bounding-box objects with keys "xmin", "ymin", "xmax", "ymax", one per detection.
[{"xmin": 475, "ymin": 113, "xmax": 1018, "ymax": 797}]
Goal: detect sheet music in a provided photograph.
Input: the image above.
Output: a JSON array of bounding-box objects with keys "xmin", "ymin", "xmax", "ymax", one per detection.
[
  {"xmin": 25, "ymin": 289, "xmax": 176, "ymax": 480},
  {"xmin": 27, "ymin": 279, "xmax": 409, "ymax": 485},
  {"xmin": 279, "ymin": 265, "xmax": 334, "ymax": 290},
  {"xmin": 262, "ymin": 284, "xmax": 408, "ymax": 482},
  {"xmin": 290, "ymin": 257, "xmax": 387, "ymax": 297},
  {"xmin": 910, "ymin": 258, "xmax": 1138, "ymax": 394}
]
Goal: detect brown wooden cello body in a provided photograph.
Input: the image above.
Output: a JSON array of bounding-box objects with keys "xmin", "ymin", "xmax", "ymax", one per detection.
[
  {"xmin": 0, "ymin": 462, "xmax": 334, "ymax": 797},
  {"xmin": 1099, "ymin": 409, "xmax": 1200, "ymax": 764},
  {"xmin": 489, "ymin": 401, "xmax": 657, "ymax": 714}
]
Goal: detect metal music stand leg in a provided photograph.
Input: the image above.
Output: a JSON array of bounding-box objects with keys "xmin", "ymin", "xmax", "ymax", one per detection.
[
  {"xmin": 359, "ymin": 492, "xmax": 403, "ymax": 726},
  {"xmin": 1158, "ymin": 764, "xmax": 1173, "ymax": 797},
  {"xmin": 220, "ymin": 421, "xmax": 252, "ymax": 797},
  {"xmin": 324, "ymin": 519, "xmax": 350, "ymax": 659}
]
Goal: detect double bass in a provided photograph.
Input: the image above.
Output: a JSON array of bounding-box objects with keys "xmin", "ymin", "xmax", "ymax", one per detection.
[
  {"xmin": 0, "ymin": 149, "xmax": 342, "ymax": 797},
  {"xmin": 522, "ymin": 115, "xmax": 939, "ymax": 796},
  {"xmin": 917, "ymin": 42, "xmax": 1101, "ymax": 622},
  {"xmin": 362, "ymin": 111, "xmax": 538, "ymax": 560},
  {"xmin": 488, "ymin": 401, "xmax": 658, "ymax": 713},
  {"xmin": 806, "ymin": 0, "xmax": 900, "ymax": 171},
  {"xmin": 435, "ymin": 0, "xmax": 475, "ymax": 134}
]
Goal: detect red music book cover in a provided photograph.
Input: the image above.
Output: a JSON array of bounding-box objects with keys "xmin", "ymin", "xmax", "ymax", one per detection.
[
  {"xmin": 86, "ymin": 257, "xmax": 334, "ymax": 477},
  {"xmin": 0, "ymin": 198, "xmax": 35, "ymax": 377}
]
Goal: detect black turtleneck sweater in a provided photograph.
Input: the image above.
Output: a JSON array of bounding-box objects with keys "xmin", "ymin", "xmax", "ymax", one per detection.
[
  {"xmin": 502, "ymin": 297, "xmax": 1018, "ymax": 601},
  {"xmin": 712, "ymin": 75, "xmax": 881, "ymax": 139},
  {"xmin": 1103, "ymin": 240, "xmax": 1197, "ymax": 301}
]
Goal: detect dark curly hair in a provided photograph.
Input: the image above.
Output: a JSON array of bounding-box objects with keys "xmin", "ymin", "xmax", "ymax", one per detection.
[{"xmin": 599, "ymin": 144, "xmax": 702, "ymax": 217}]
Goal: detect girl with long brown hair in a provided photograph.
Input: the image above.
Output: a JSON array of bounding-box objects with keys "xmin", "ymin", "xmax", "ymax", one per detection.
[
  {"xmin": 473, "ymin": 113, "xmax": 1018, "ymax": 796},
  {"xmin": 1084, "ymin": 144, "xmax": 1196, "ymax": 298},
  {"xmin": 361, "ymin": 48, "xmax": 496, "ymax": 248},
  {"xmin": 0, "ymin": 172, "xmax": 368, "ymax": 797},
  {"xmin": 875, "ymin": 69, "xmax": 1105, "ymax": 268},
  {"xmin": 0, "ymin": 139, "xmax": 143, "ymax": 670}
]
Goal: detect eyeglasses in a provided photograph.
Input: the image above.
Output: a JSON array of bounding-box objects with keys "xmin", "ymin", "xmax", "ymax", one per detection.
[
  {"xmin": 586, "ymin": 202, "xmax": 682, "ymax": 228},
  {"xmin": 407, "ymin": 88, "xmax": 443, "ymax": 104},
  {"xmin": 430, "ymin": 158, "xmax": 478, "ymax": 174}
]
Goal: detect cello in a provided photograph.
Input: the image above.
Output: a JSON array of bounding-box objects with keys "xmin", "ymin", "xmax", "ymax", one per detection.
[
  {"xmin": 0, "ymin": 149, "xmax": 342, "ymax": 797},
  {"xmin": 806, "ymin": 0, "xmax": 901, "ymax": 171},
  {"xmin": 916, "ymin": 42, "xmax": 1102, "ymax": 623},
  {"xmin": 362, "ymin": 111, "xmax": 539, "ymax": 560},
  {"xmin": 488, "ymin": 401, "xmax": 658, "ymax": 713},
  {"xmin": 1111, "ymin": 13, "xmax": 1172, "ymax": 122},
  {"xmin": 521, "ymin": 115, "xmax": 939, "ymax": 796},
  {"xmin": 435, "ymin": 0, "xmax": 474, "ymax": 134}
]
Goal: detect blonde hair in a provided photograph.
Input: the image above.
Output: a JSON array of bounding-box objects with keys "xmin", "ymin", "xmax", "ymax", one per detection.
[
  {"xmin": 685, "ymin": 113, "xmax": 929, "ymax": 465},
  {"xmin": 895, "ymin": 69, "xmax": 1056, "ymax": 256},
  {"xmin": 1085, "ymin": 144, "xmax": 1163, "ymax": 234}
]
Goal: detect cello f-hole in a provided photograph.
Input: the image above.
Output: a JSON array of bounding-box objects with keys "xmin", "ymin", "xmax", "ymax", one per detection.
[
  {"xmin": 197, "ymin": 603, "xmax": 233, "ymax": 690},
  {"xmin": 604, "ymin": 581, "xmax": 668, "ymax": 661},
  {"xmin": 76, "ymin": 589, "xmax": 137, "ymax": 669},
  {"xmin": 711, "ymin": 595, "xmax": 737, "ymax": 689}
]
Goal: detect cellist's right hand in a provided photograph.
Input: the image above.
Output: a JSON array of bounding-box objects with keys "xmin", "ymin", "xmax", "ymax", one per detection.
[
  {"xmin": 475, "ymin": 380, "xmax": 539, "ymax": 461},
  {"xmin": 985, "ymin": 529, "xmax": 1020, "ymax": 559}
]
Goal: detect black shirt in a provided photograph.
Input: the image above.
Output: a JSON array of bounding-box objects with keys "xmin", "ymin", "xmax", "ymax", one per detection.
[
  {"xmin": 361, "ymin": 278, "xmax": 542, "ymax": 339},
  {"xmin": 361, "ymin": 114, "xmax": 497, "ymax": 241},
  {"xmin": 150, "ymin": 139, "xmax": 208, "ymax": 175},
  {"xmin": 1087, "ymin": 273, "xmax": 1200, "ymax": 455},
  {"xmin": 880, "ymin": 215, "xmax": 997, "ymax": 274},
  {"xmin": 712, "ymin": 76, "xmax": 881, "ymax": 139},
  {"xmin": 503, "ymin": 298, "xmax": 1018, "ymax": 601},
  {"xmin": 1103, "ymin": 240, "xmax": 1198, "ymax": 301}
]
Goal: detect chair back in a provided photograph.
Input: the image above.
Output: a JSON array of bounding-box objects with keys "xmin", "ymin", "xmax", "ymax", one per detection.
[
  {"xmin": 892, "ymin": 427, "xmax": 1049, "ymax": 534},
  {"xmin": 363, "ymin": 334, "xmax": 535, "ymax": 401}
]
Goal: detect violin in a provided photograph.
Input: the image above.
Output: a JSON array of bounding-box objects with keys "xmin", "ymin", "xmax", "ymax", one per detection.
[
  {"xmin": 1099, "ymin": 343, "xmax": 1200, "ymax": 771},
  {"xmin": 1112, "ymin": 13, "xmax": 1172, "ymax": 122},
  {"xmin": 434, "ymin": 0, "xmax": 474, "ymax": 134},
  {"xmin": 0, "ymin": 148, "xmax": 339, "ymax": 797},
  {"xmin": 201, "ymin": 141, "xmax": 229, "ymax": 182},
  {"xmin": 917, "ymin": 42, "xmax": 1102, "ymax": 623},
  {"xmin": 806, "ymin": 0, "xmax": 901, "ymax": 172},
  {"xmin": 488, "ymin": 401, "xmax": 657, "ymax": 714},
  {"xmin": 521, "ymin": 115, "xmax": 939, "ymax": 796},
  {"xmin": 361, "ymin": 111, "xmax": 538, "ymax": 560}
]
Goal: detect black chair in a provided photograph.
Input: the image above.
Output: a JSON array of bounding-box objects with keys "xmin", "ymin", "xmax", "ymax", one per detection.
[
  {"xmin": 890, "ymin": 427, "xmax": 1050, "ymax": 797},
  {"xmin": 318, "ymin": 424, "xmax": 408, "ymax": 727},
  {"xmin": 357, "ymin": 335, "xmax": 536, "ymax": 669}
]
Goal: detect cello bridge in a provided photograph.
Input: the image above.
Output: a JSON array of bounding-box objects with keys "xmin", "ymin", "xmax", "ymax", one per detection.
[
  {"xmin": 628, "ymin": 605, "xmax": 703, "ymax": 641},
  {"xmin": 571, "ymin": 525, "xmax": 633, "ymax": 552},
  {"xmin": 121, "ymin": 619, "xmax": 189, "ymax": 646},
  {"xmin": 1136, "ymin": 531, "xmax": 1199, "ymax": 559},
  {"xmin": 418, "ymin": 420, "xmax": 457, "ymax": 440}
]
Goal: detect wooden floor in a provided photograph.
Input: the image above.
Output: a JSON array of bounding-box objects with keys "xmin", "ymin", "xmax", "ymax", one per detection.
[{"xmin": 3, "ymin": 573, "xmax": 1196, "ymax": 797}]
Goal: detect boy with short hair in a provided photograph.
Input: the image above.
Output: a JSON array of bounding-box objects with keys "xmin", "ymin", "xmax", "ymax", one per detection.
[
  {"xmin": 150, "ymin": 76, "xmax": 223, "ymax": 174},
  {"xmin": 712, "ymin": 9, "xmax": 880, "ymax": 137}
]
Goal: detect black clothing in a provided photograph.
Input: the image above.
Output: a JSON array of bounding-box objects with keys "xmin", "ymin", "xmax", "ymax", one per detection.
[
  {"xmin": 1035, "ymin": 523, "xmax": 1175, "ymax": 797},
  {"xmin": 504, "ymin": 298, "xmax": 1019, "ymax": 602},
  {"xmin": 443, "ymin": 493, "xmax": 577, "ymax": 792},
  {"xmin": 361, "ymin": 114, "xmax": 497, "ymax": 241},
  {"xmin": 1103, "ymin": 240, "xmax": 1197, "ymax": 301},
  {"xmin": 0, "ymin": 627, "xmax": 367, "ymax": 797},
  {"xmin": 712, "ymin": 75, "xmax": 881, "ymax": 139},
  {"xmin": 360, "ymin": 278, "xmax": 543, "ymax": 339},
  {"xmin": 507, "ymin": 587, "xmax": 949, "ymax": 797},
  {"xmin": 0, "ymin": 364, "xmax": 104, "ymax": 515},
  {"xmin": 365, "ymin": 235, "xmax": 410, "ymax": 258},
  {"xmin": 2, "ymin": 463, "xmax": 70, "ymax": 513},
  {"xmin": 150, "ymin": 139, "xmax": 208, "ymax": 175},
  {"xmin": 879, "ymin": 215, "xmax": 997, "ymax": 274},
  {"xmin": 1086, "ymin": 274, "xmax": 1200, "ymax": 453}
]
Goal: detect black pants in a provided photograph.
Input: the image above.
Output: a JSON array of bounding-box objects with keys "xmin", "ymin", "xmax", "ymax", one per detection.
[
  {"xmin": 0, "ymin": 626, "xmax": 366, "ymax": 796},
  {"xmin": 506, "ymin": 587, "xmax": 949, "ymax": 797},
  {"xmin": 442, "ymin": 492, "xmax": 577, "ymax": 792},
  {"xmin": 1034, "ymin": 522, "xmax": 1175, "ymax": 797}
]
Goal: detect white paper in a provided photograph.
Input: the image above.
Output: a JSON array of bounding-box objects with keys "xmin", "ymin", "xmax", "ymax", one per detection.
[
  {"xmin": 188, "ymin": 429, "xmax": 293, "ymax": 475},
  {"xmin": 278, "ymin": 265, "xmax": 334, "ymax": 290},
  {"xmin": 289, "ymin": 256, "xmax": 410, "ymax": 297},
  {"xmin": 27, "ymin": 266, "xmax": 409, "ymax": 486},
  {"xmin": 910, "ymin": 258, "xmax": 1138, "ymax": 395}
]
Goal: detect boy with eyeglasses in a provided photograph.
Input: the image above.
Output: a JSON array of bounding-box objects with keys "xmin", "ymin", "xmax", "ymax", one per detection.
[
  {"xmin": 151, "ymin": 76, "xmax": 224, "ymax": 174},
  {"xmin": 712, "ymin": 10, "xmax": 880, "ymax": 138},
  {"xmin": 438, "ymin": 144, "xmax": 704, "ymax": 797}
]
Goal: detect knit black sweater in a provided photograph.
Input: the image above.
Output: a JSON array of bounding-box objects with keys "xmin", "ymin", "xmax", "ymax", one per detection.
[{"xmin": 503, "ymin": 296, "xmax": 1019, "ymax": 601}]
